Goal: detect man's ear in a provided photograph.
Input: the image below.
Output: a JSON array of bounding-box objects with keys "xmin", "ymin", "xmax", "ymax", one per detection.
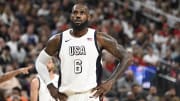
[
  {"xmin": 87, "ymin": 14, "xmax": 91, "ymax": 21},
  {"xmin": 70, "ymin": 14, "xmax": 73, "ymax": 21}
]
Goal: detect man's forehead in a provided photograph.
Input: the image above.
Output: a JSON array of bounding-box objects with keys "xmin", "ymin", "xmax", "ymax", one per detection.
[{"xmin": 72, "ymin": 4, "xmax": 88, "ymax": 12}]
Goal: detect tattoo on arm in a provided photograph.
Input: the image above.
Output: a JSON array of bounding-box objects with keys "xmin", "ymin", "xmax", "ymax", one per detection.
[{"xmin": 97, "ymin": 32, "xmax": 132, "ymax": 82}]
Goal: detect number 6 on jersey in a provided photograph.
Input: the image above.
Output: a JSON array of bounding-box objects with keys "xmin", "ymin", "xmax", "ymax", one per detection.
[{"xmin": 74, "ymin": 59, "xmax": 82, "ymax": 74}]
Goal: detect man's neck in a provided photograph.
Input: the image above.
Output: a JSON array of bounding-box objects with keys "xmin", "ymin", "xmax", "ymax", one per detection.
[
  {"xmin": 71, "ymin": 28, "xmax": 88, "ymax": 37},
  {"xmin": 49, "ymin": 71, "xmax": 54, "ymax": 80}
]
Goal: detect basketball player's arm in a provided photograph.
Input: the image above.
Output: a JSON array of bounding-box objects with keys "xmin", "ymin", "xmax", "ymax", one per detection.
[
  {"xmin": 30, "ymin": 78, "xmax": 39, "ymax": 101},
  {"xmin": 0, "ymin": 65, "xmax": 32, "ymax": 83},
  {"xmin": 98, "ymin": 32, "xmax": 132, "ymax": 82},
  {"xmin": 93, "ymin": 32, "xmax": 132, "ymax": 97},
  {"xmin": 35, "ymin": 34, "xmax": 67, "ymax": 100},
  {"xmin": 35, "ymin": 34, "xmax": 60, "ymax": 85}
]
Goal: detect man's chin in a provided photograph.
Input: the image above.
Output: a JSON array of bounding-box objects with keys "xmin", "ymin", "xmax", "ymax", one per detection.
[
  {"xmin": 71, "ymin": 21, "xmax": 89, "ymax": 31},
  {"xmin": 72, "ymin": 24, "xmax": 83, "ymax": 30},
  {"xmin": 74, "ymin": 23, "xmax": 82, "ymax": 27},
  {"xmin": 74, "ymin": 22, "xmax": 81, "ymax": 26}
]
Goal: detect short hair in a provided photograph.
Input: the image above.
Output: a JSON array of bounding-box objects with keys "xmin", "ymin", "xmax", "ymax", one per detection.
[
  {"xmin": 131, "ymin": 83, "xmax": 140, "ymax": 89},
  {"xmin": 72, "ymin": 1, "xmax": 89, "ymax": 14},
  {"xmin": 76, "ymin": 0, "xmax": 85, "ymax": 4},
  {"xmin": 2, "ymin": 45, "xmax": 10, "ymax": 51},
  {"xmin": 12, "ymin": 87, "xmax": 21, "ymax": 93},
  {"xmin": 75, "ymin": 0, "xmax": 88, "ymax": 8}
]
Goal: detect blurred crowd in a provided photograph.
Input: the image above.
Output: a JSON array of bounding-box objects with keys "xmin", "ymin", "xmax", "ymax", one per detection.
[{"xmin": 0, "ymin": 0, "xmax": 179, "ymax": 101}]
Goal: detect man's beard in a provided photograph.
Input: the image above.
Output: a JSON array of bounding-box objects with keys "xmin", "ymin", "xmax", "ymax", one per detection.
[{"xmin": 71, "ymin": 20, "xmax": 88, "ymax": 31}]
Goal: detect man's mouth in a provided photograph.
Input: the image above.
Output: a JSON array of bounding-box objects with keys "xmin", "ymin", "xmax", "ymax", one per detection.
[{"xmin": 74, "ymin": 20, "xmax": 82, "ymax": 24}]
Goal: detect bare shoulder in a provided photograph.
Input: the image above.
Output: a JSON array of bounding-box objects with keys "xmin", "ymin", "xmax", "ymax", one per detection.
[
  {"xmin": 48, "ymin": 34, "xmax": 61, "ymax": 43},
  {"xmin": 44, "ymin": 33, "xmax": 62, "ymax": 56},
  {"xmin": 31, "ymin": 77, "xmax": 39, "ymax": 85},
  {"xmin": 96, "ymin": 32, "xmax": 118, "ymax": 49},
  {"xmin": 30, "ymin": 77, "xmax": 39, "ymax": 94},
  {"xmin": 96, "ymin": 32, "xmax": 127, "ymax": 59}
]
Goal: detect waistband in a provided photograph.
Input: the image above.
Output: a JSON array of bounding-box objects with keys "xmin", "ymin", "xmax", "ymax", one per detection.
[{"xmin": 64, "ymin": 89, "xmax": 93, "ymax": 96}]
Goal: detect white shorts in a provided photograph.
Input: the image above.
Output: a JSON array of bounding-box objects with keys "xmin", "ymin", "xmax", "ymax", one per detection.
[{"xmin": 67, "ymin": 91, "xmax": 100, "ymax": 101}]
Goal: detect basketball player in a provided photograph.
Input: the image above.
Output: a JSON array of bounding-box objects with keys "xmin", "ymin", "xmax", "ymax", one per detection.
[
  {"xmin": 35, "ymin": 2, "xmax": 132, "ymax": 101},
  {"xmin": 0, "ymin": 65, "xmax": 32, "ymax": 83},
  {"xmin": 30, "ymin": 59, "xmax": 59, "ymax": 101}
]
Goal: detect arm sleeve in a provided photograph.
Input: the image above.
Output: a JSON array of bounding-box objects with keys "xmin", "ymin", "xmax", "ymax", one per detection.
[{"xmin": 35, "ymin": 50, "xmax": 52, "ymax": 85}]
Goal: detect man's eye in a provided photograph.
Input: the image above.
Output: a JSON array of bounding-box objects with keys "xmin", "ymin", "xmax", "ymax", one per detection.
[
  {"xmin": 73, "ymin": 11, "xmax": 78, "ymax": 14},
  {"xmin": 80, "ymin": 11, "xmax": 84, "ymax": 14}
]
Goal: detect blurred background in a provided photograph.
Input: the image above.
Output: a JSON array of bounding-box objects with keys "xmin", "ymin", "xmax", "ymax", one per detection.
[{"xmin": 0, "ymin": 0, "xmax": 179, "ymax": 101}]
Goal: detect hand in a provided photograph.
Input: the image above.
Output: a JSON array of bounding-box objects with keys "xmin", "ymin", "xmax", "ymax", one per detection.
[
  {"xmin": 92, "ymin": 79, "xmax": 114, "ymax": 99},
  {"xmin": 47, "ymin": 83, "xmax": 68, "ymax": 101},
  {"xmin": 58, "ymin": 92, "xmax": 68, "ymax": 101},
  {"xmin": 19, "ymin": 65, "xmax": 33, "ymax": 74}
]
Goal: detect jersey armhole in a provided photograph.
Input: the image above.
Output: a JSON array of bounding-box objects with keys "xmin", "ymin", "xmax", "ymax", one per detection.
[
  {"xmin": 56, "ymin": 33, "xmax": 62, "ymax": 88},
  {"xmin": 36, "ymin": 77, "xmax": 40, "ymax": 91},
  {"xmin": 58, "ymin": 71, "xmax": 61, "ymax": 88},
  {"xmin": 57, "ymin": 33, "xmax": 63, "ymax": 59},
  {"xmin": 94, "ymin": 31, "xmax": 102, "ymax": 54},
  {"xmin": 37, "ymin": 77, "xmax": 40, "ymax": 101}
]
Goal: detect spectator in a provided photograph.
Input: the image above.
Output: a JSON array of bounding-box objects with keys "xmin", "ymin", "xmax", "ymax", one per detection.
[
  {"xmin": 30, "ymin": 58, "xmax": 59, "ymax": 101},
  {"xmin": 0, "ymin": 45, "xmax": 13, "ymax": 65},
  {"xmin": 0, "ymin": 24, "xmax": 10, "ymax": 42},
  {"xmin": 6, "ymin": 25, "xmax": 21, "ymax": 60},
  {"xmin": 20, "ymin": 23, "xmax": 39, "ymax": 46},
  {"xmin": 1, "ymin": 5, "xmax": 15, "ymax": 26},
  {"xmin": 123, "ymin": 91, "xmax": 136, "ymax": 101},
  {"xmin": 131, "ymin": 83, "xmax": 148, "ymax": 100},
  {"xmin": 143, "ymin": 46, "xmax": 159, "ymax": 66},
  {"xmin": 0, "ymin": 65, "xmax": 22, "ymax": 90},
  {"xmin": 117, "ymin": 70, "xmax": 138, "ymax": 100},
  {"xmin": 37, "ymin": 1, "xmax": 50, "ymax": 16},
  {"xmin": 7, "ymin": 87, "xmax": 28, "ymax": 101},
  {"xmin": 165, "ymin": 87, "xmax": 180, "ymax": 101},
  {"xmin": 0, "ymin": 38, "xmax": 6, "ymax": 52},
  {"xmin": 146, "ymin": 86, "xmax": 160, "ymax": 101},
  {"xmin": 102, "ymin": 50, "xmax": 116, "ymax": 73},
  {"xmin": 15, "ymin": 43, "xmax": 27, "ymax": 65},
  {"xmin": 0, "ymin": 65, "xmax": 32, "ymax": 84}
]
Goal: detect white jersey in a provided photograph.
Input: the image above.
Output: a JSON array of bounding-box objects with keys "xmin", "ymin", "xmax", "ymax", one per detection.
[
  {"xmin": 58, "ymin": 28, "xmax": 102, "ymax": 94},
  {"xmin": 37, "ymin": 74, "xmax": 59, "ymax": 101}
]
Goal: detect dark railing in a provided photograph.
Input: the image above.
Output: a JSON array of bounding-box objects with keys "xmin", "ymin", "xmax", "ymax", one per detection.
[{"xmin": 114, "ymin": 0, "xmax": 180, "ymax": 28}]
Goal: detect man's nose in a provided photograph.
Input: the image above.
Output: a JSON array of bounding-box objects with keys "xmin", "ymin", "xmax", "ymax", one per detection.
[{"xmin": 76, "ymin": 13, "xmax": 81, "ymax": 18}]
